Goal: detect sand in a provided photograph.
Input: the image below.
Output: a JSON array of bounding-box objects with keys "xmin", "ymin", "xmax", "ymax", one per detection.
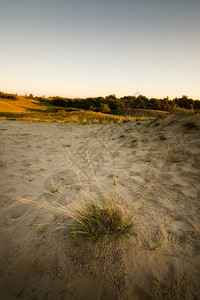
[{"xmin": 0, "ymin": 113, "xmax": 200, "ymax": 299}]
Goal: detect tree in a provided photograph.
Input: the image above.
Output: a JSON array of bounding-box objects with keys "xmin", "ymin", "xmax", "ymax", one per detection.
[{"xmin": 99, "ymin": 103, "xmax": 110, "ymax": 113}]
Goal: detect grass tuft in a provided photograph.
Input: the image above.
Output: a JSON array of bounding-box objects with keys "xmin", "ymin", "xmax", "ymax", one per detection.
[
  {"xmin": 152, "ymin": 241, "xmax": 162, "ymax": 250},
  {"xmin": 50, "ymin": 187, "xmax": 59, "ymax": 194},
  {"xmin": 69, "ymin": 197, "xmax": 134, "ymax": 240},
  {"xmin": 37, "ymin": 224, "xmax": 47, "ymax": 233}
]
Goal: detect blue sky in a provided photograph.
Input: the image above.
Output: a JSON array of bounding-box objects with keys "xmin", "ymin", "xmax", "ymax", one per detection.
[{"xmin": 0, "ymin": 0, "xmax": 199, "ymax": 99}]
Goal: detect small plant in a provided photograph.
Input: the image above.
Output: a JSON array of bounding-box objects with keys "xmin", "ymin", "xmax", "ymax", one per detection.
[
  {"xmin": 152, "ymin": 241, "xmax": 162, "ymax": 250},
  {"xmin": 139, "ymin": 204, "xmax": 144, "ymax": 210},
  {"xmin": 158, "ymin": 133, "xmax": 167, "ymax": 140},
  {"xmin": 54, "ymin": 213, "xmax": 58, "ymax": 221},
  {"xmin": 72, "ymin": 229, "xmax": 79, "ymax": 247},
  {"xmin": 167, "ymin": 156, "xmax": 182, "ymax": 163},
  {"xmin": 50, "ymin": 187, "xmax": 59, "ymax": 194},
  {"xmin": 144, "ymin": 158, "xmax": 153, "ymax": 162},
  {"xmin": 113, "ymin": 179, "xmax": 117, "ymax": 185},
  {"xmin": 132, "ymin": 138, "xmax": 138, "ymax": 143},
  {"xmin": 37, "ymin": 225, "xmax": 47, "ymax": 233},
  {"xmin": 87, "ymin": 271, "xmax": 92, "ymax": 277}
]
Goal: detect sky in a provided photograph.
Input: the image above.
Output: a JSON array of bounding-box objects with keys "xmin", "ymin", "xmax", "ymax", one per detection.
[{"xmin": 0, "ymin": 0, "xmax": 200, "ymax": 99}]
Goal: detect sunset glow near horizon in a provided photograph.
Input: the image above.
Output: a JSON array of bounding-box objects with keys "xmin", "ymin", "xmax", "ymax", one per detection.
[{"xmin": 0, "ymin": 0, "xmax": 200, "ymax": 99}]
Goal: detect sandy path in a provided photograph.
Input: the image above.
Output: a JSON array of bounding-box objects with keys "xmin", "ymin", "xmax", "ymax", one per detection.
[{"xmin": 0, "ymin": 114, "xmax": 200, "ymax": 299}]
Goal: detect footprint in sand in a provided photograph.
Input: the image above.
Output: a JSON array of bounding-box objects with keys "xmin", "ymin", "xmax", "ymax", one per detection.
[
  {"xmin": 42, "ymin": 169, "xmax": 89, "ymax": 205},
  {"xmin": 128, "ymin": 170, "xmax": 145, "ymax": 184},
  {"xmin": 181, "ymin": 187, "xmax": 197, "ymax": 198},
  {"xmin": 6, "ymin": 203, "xmax": 30, "ymax": 220},
  {"xmin": 171, "ymin": 174, "xmax": 189, "ymax": 187},
  {"xmin": 166, "ymin": 217, "xmax": 193, "ymax": 238},
  {"xmin": 22, "ymin": 159, "xmax": 38, "ymax": 167},
  {"xmin": 66, "ymin": 276, "xmax": 117, "ymax": 300},
  {"xmin": 121, "ymin": 282, "xmax": 151, "ymax": 300}
]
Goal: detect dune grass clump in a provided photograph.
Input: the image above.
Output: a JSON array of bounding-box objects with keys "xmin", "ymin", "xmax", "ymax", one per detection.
[{"xmin": 69, "ymin": 197, "xmax": 134, "ymax": 240}]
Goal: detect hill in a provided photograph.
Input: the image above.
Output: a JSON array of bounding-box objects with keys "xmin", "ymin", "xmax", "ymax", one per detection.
[{"xmin": 0, "ymin": 96, "xmax": 168, "ymax": 123}]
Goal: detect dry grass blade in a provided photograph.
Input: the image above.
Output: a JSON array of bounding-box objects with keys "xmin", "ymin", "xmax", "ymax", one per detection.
[{"xmin": 133, "ymin": 144, "xmax": 170, "ymax": 213}]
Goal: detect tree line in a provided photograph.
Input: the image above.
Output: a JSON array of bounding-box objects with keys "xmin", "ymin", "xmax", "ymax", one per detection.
[
  {"xmin": 51, "ymin": 94, "xmax": 200, "ymax": 112},
  {"xmin": 1, "ymin": 91, "xmax": 199, "ymax": 112},
  {"xmin": 0, "ymin": 91, "xmax": 18, "ymax": 99}
]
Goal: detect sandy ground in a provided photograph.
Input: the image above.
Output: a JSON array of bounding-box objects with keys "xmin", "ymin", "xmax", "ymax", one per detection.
[{"xmin": 0, "ymin": 113, "xmax": 200, "ymax": 300}]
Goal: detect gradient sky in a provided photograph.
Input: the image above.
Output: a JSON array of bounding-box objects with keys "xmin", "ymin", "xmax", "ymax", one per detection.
[{"xmin": 0, "ymin": 0, "xmax": 200, "ymax": 99}]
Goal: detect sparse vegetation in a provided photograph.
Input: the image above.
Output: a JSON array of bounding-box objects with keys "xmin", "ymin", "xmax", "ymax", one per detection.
[
  {"xmin": 167, "ymin": 156, "xmax": 183, "ymax": 163},
  {"xmin": 152, "ymin": 241, "xmax": 162, "ymax": 250},
  {"xmin": 158, "ymin": 133, "xmax": 167, "ymax": 140},
  {"xmin": 132, "ymin": 138, "xmax": 138, "ymax": 143},
  {"xmin": 144, "ymin": 158, "xmax": 153, "ymax": 163},
  {"xmin": 113, "ymin": 178, "xmax": 118, "ymax": 185},
  {"xmin": 37, "ymin": 225, "xmax": 47, "ymax": 233},
  {"xmin": 50, "ymin": 187, "xmax": 59, "ymax": 194},
  {"xmin": 15, "ymin": 146, "xmax": 170, "ymax": 244}
]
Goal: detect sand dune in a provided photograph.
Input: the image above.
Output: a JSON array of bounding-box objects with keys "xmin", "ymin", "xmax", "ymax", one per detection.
[{"xmin": 0, "ymin": 113, "xmax": 200, "ymax": 299}]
